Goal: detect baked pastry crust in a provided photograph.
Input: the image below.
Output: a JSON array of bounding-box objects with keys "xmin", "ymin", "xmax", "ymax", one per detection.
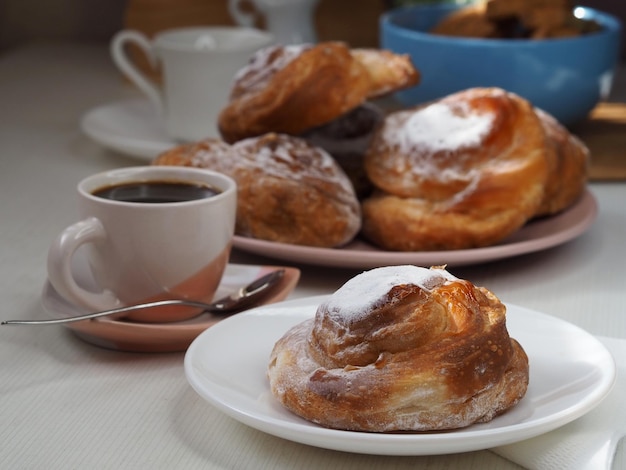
[
  {"xmin": 268, "ymin": 265, "xmax": 529, "ymax": 432},
  {"xmin": 362, "ymin": 88, "xmax": 550, "ymax": 251},
  {"xmin": 534, "ymin": 108, "xmax": 589, "ymax": 216},
  {"xmin": 150, "ymin": 138, "xmax": 235, "ymax": 170},
  {"xmin": 218, "ymin": 42, "xmax": 419, "ymax": 143},
  {"xmin": 431, "ymin": 2, "xmax": 499, "ymax": 38},
  {"xmin": 153, "ymin": 134, "xmax": 361, "ymax": 248}
]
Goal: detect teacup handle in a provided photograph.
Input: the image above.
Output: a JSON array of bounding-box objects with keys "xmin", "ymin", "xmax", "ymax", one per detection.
[
  {"xmin": 110, "ymin": 30, "xmax": 164, "ymax": 115},
  {"xmin": 228, "ymin": 0, "xmax": 257, "ymax": 27},
  {"xmin": 47, "ymin": 217, "xmax": 122, "ymax": 312}
]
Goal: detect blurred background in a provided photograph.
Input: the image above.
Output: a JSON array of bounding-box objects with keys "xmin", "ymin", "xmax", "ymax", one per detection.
[{"xmin": 0, "ymin": 0, "xmax": 624, "ymax": 60}]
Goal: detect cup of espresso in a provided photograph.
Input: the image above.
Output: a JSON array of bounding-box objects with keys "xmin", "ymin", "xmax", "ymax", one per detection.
[
  {"xmin": 110, "ymin": 27, "xmax": 274, "ymax": 141},
  {"xmin": 47, "ymin": 166, "xmax": 237, "ymax": 323}
]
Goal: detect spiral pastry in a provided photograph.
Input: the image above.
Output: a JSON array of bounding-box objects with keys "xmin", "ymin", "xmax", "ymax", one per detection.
[
  {"xmin": 268, "ymin": 265, "xmax": 529, "ymax": 432},
  {"xmin": 361, "ymin": 88, "xmax": 551, "ymax": 251}
]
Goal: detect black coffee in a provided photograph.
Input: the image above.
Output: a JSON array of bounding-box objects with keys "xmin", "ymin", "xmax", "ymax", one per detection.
[{"xmin": 92, "ymin": 181, "xmax": 220, "ymax": 203}]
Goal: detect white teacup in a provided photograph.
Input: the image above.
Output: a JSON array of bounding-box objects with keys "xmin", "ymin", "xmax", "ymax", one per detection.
[
  {"xmin": 229, "ymin": 0, "xmax": 319, "ymax": 44},
  {"xmin": 47, "ymin": 166, "xmax": 237, "ymax": 323},
  {"xmin": 110, "ymin": 27, "xmax": 274, "ymax": 141}
]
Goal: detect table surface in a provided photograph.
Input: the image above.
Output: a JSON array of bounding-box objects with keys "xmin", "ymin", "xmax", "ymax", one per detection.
[{"xmin": 1, "ymin": 43, "xmax": 624, "ymax": 469}]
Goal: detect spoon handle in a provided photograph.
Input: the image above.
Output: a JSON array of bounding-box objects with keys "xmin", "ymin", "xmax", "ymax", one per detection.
[
  {"xmin": 1, "ymin": 299, "xmax": 212, "ymax": 325},
  {"xmin": 2, "ymin": 269, "xmax": 285, "ymax": 326}
]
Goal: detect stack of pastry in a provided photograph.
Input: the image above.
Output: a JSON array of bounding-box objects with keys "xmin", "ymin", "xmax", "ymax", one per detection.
[
  {"xmin": 154, "ymin": 42, "xmax": 590, "ymax": 253},
  {"xmin": 218, "ymin": 41, "xmax": 419, "ymax": 196},
  {"xmin": 154, "ymin": 41, "xmax": 420, "ymax": 248},
  {"xmin": 268, "ymin": 265, "xmax": 529, "ymax": 432},
  {"xmin": 431, "ymin": 0, "xmax": 601, "ymax": 39}
]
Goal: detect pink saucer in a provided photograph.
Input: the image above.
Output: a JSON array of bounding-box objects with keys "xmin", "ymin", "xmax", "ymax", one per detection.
[{"xmin": 41, "ymin": 252, "xmax": 300, "ymax": 353}]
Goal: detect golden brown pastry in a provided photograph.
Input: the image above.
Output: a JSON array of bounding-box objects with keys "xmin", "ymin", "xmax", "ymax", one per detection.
[
  {"xmin": 430, "ymin": 2, "xmax": 499, "ymax": 38},
  {"xmin": 268, "ymin": 265, "xmax": 529, "ymax": 432},
  {"xmin": 153, "ymin": 133, "xmax": 361, "ymax": 248},
  {"xmin": 218, "ymin": 42, "xmax": 419, "ymax": 143},
  {"xmin": 150, "ymin": 137, "xmax": 235, "ymax": 170},
  {"xmin": 362, "ymin": 88, "xmax": 550, "ymax": 251},
  {"xmin": 534, "ymin": 108, "xmax": 589, "ymax": 216}
]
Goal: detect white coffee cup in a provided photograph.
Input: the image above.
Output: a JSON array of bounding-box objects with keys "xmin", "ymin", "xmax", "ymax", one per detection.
[
  {"xmin": 47, "ymin": 166, "xmax": 237, "ymax": 323},
  {"xmin": 229, "ymin": 0, "xmax": 319, "ymax": 45},
  {"xmin": 110, "ymin": 27, "xmax": 274, "ymax": 141}
]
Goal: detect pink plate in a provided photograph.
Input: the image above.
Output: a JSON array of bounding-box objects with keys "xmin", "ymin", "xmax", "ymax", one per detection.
[
  {"xmin": 233, "ymin": 190, "xmax": 597, "ymax": 269},
  {"xmin": 40, "ymin": 251, "xmax": 300, "ymax": 353}
]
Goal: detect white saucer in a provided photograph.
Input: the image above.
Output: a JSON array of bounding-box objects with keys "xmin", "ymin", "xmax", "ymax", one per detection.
[
  {"xmin": 185, "ymin": 296, "xmax": 616, "ymax": 455},
  {"xmin": 40, "ymin": 249, "xmax": 300, "ymax": 352},
  {"xmin": 80, "ymin": 99, "xmax": 177, "ymax": 159}
]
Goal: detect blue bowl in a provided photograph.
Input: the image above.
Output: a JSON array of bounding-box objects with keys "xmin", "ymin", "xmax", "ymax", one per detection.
[{"xmin": 381, "ymin": 4, "xmax": 622, "ymax": 126}]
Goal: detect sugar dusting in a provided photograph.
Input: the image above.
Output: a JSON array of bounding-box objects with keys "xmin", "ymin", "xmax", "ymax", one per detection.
[
  {"xmin": 321, "ymin": 266, "xmax": 457, "ymax": 323},
  {"xmin": 384, "ymin": 101, "xmax": 494, "ymax": 154},
  {"xmin": 188, "ymin": 140, "xmax": 234, "ymax": 168},
  {"xmin": 232, "ymin": 135, "xmax": 356, "ymax": 198},
  {"xmin": 232, "ymin": 44, "xmax": 310, "ymax": 95}
]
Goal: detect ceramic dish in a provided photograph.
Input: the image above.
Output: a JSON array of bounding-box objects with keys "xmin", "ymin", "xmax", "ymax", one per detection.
[
  {"xmin": 233, "ymin": 190, "xmax": 597, "ymax": 269},
  {"xmin": 185, "ymin": 296, "xmax": 615, "ymax": 456},
  {"xmin": 80, "ymin": 99, "xmax": 177, "ymax": 159},
  {"xmin": 40, "ymin": 250, "xmax": 300, "ymax": 352},
  {"xmin": 381, "ymin": 5, "xmax": 621, "ymax": 127}
]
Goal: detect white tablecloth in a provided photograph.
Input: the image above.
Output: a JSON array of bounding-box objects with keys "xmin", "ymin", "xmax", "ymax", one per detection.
[{"xmin": 1, "ymin": 43, "xmax": 625, "ymax": 469}]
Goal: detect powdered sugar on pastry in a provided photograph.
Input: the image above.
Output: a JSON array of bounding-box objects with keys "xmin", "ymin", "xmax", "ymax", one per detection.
[
  {"xmin": 232, "ymin": 134, "xmax": 356, "ymax": 200},
  {"xmin": 187, "ymin": 139, "xmax": 234, "ymax": 168},
  {"xmin": 230, "ymin": 44, "xmax": 310, "ymax": 98},
  {"xmin": 383, "ymin": 100, "xmax": 495, "ymax": 157},
  {"xmin": 322, "ymin": 265, "xmax": 457, "ymax": 323},
  {"xmin": 369, "ymin": 102, "xmax": 494, "ymax": 188}
]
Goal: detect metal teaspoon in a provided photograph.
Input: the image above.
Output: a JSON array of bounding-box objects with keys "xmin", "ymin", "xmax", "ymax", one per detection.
[{"xmin": 1, "ymin": 269, "xmax": 285, "ymax": 326}]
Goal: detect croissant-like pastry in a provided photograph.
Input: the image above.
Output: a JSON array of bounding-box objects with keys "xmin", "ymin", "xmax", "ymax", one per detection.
[
  {"xmin": 534, "ymin": 108, "xmax": 589, "ymax": 217},
  {"xmin": 361, "ymin": 88, "xmax": 551, "ymax": 251},
  {"xmin": 218, "ymin": 42, "xmax": 419, "ymax": 143},
  {"xmin": 268, "ymin": 265, "xmax": 529, "ymax": 432},
  {"xmin": 153, "ymin": 134, "xmax": 361, "ymax": 248}
]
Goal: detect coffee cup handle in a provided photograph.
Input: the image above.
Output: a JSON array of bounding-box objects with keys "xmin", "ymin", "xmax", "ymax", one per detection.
[
  {"xmin": 228, "ymin": 0, "xmax": 257, "ymax": 27},
  {"xmin": 110, "ymin": 30, "xmax": 164, "ymax": 115},
  {"xmin": 47, "ymin": 217, "xmax": 122, "ymax": 312}
]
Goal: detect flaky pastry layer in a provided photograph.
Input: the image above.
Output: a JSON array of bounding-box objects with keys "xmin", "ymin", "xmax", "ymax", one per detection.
[
  {"xmin": 218, "ymin": 42, "xmax": 419, "ymax": 143},
  {"xmin": 268, "ymin": 266, "xmax": 529, "ymax": 432}
]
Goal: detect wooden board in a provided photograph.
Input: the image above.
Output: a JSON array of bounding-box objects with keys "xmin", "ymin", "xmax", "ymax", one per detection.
[{"xmin": 573, "ymin": 102, "xmax": 626, "ymax": 181}]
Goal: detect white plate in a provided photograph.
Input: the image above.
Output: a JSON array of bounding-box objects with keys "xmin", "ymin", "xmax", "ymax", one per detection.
[
  {"xmin": 185, "ymin": 296, "xmax": 615, "ymax": 456},
  {"xmin": 80, "ymin": 99, "xmax": 178, "ymax": 159},
  {"xmin": 233, "ymin": 189, "xmax": 598, "ymax": 268}
]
